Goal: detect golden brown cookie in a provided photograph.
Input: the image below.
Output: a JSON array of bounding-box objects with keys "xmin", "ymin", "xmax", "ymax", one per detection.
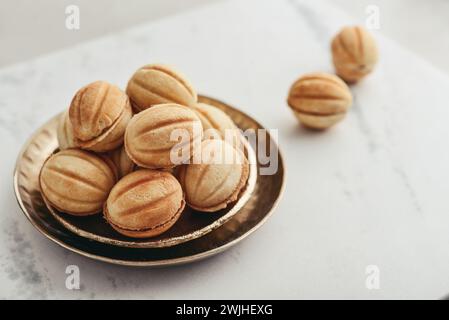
[
  {"xmin": 104, "ymin": 169, "xmax": 185, "ymax": 238},
  {"xmin": 39, "ymin": 149, "xmax": 116, "ymax": 216},
  {"xmin": 287, "ymin": 72, "xmax": 352, "ymax": 129},
  {"xmin": 57, "ymin": 111, "xmax": 77, "ymax": 150},
  {"xmin": 125, "ymin": 103, "xmax": 202, "ymax": 169},
  {"xmin": 69, "ymin": 80, "xmax": 133, "ymax": 152},
  {"xmin": 331, "ymin": 25, "xmax": 378, "ymax": 82},
  {"xmin": 179, "ymin": 139, "xmax": 249, "ymax": 212},
  {"xmin": 191, "ymin": 102, "xmax": 241, "ymax": 148},
  {"xmin": 126, "ymin": 64, "xmax": 197, "ymax": 112},
  {"xmin": 103, "ymin": 145, "xmax": 136, "ymax": 179}
]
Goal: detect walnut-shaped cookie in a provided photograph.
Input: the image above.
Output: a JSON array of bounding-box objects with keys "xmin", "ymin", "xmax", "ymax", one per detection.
[
  {"xmin": 103, "ymin": 145, "xmax": 136, "ymax": 179},
  {"xmin": 39, "ymin": 149, "xmax": 116, "ymax": 216},
  {"xmin": 69, "ymin": 81, "xmax": 133, "ymax": 152},
  {"xmin": 57, "ymin": 111, "xmax": 77, "ymax": 150},
  {"xmin": 287, "ymin": 72, "xmax": 352, "ymax": 129},
  {"xmin": 331, "ymin": 25, "xmax": 378, "ymax": 82},
  {"xmin": 191, "ymin": 102, "xmax": 241, "ymax": 148},
  {"xmin": 125, "ymin": 103, "xmax": 202, "ymax": 169},
  {"xmin": 178, "ymin": 139, "xmax": 249, "ymax": 212},
  {"xmin": 104, "ymin": 169, "xmax": 185, "ymax": 238},
  {"xmin": 126, "ymin": 64, "xmax": 197, "ymax": 112}
]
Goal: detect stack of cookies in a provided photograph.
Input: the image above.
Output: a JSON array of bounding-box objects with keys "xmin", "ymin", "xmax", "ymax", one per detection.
[{"xmin": 40, "ymin": 64, "xmax": 250, "ymax": 238}]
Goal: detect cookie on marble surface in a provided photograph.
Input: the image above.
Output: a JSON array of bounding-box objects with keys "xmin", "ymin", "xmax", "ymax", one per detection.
[
  {"xmin": 331, "ymin": 25, "xmax": 378, "ymax": 83},
  {"xmin": 287, "ymin": 72, "xmax": 352, "ymax": 129}
]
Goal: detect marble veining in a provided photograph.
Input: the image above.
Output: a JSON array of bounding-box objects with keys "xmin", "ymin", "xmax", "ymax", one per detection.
[{"xmin": 287, "ymin": 0, "xmax": 334, "ymax": 44}]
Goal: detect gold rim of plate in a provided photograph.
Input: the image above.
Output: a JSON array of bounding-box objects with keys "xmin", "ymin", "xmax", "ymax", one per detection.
[{"xmin": 13, "ymin": 95, "xmax": 285, "ymax": 266}]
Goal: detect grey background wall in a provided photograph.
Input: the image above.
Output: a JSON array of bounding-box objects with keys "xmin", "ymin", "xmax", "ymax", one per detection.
[{"xmin": 1, "ymin": 0, "xmax": 448, "ymax": 72}]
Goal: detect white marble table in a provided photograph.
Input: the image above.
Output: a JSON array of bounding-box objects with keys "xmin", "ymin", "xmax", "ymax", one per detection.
[{"xmin": 1, "ymin": 0, "xmax": 449, "ymax": 299}]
